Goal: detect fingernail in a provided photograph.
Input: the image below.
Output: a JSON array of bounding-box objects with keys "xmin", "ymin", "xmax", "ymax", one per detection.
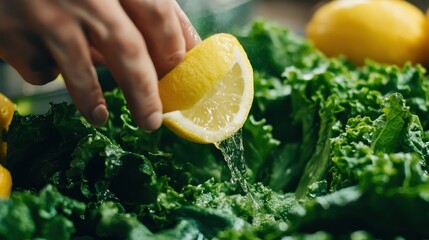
[
  {"xmin": 91, "ymin": 104, "xmax": 109, "ymax": 127},
  {"xmin": 173, "ymin": 0, "xmax": 201, "ymax": 44},
  {"xmin": 188, "ymin": 25, "xmax": 201, "ymax": 44},
  {"xmin": 140, "ymin": 111, "xmax": 162, "ymax": 132}
]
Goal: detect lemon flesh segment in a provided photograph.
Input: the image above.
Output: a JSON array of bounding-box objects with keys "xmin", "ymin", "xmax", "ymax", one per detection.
[{"xmin": 162, "ymin": 39, "xmax": 254, "ymax": 144}]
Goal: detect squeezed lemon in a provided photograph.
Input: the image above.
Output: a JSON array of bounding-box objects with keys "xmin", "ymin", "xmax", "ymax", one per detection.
[{"xmin": 159, "ymin": 33, "xmax": 254, "ymax": 144}]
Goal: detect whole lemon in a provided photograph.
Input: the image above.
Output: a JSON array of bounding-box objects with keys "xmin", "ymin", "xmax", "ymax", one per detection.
[{"xmin": 306, "ymin": 0, "xmax": 429, "ymax": 66}]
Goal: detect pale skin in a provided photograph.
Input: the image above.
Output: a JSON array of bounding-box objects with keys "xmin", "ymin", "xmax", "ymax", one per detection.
[{"xmin": 0, "ymin": 0, "xmax": 201, "ymax": 131}]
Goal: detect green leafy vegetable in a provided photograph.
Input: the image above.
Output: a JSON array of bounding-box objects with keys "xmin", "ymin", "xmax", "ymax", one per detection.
[
  {"xmin": 0, "ymin": 185, "xmax": 85, "ymax": 240},
  {"xmin": 2, "ymin": 19, "xmax": 429, "ymax": 239}
]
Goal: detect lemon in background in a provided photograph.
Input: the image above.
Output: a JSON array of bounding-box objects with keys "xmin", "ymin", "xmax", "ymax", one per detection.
[
  {"xmin": 0, "ymin": 93, "xmax": 14, "ymax": 198},
  {"xmin": 0, "ymin": 93, "xmax": 15, "ymax": 164},
  {"xmin": 0, "ymin": 164, "xmax": 11, "ymax": 198},
  {"xmin": 306, "ymin": 0, "xmax": 429, "ymax": 66},
  {"xmin": 159, "ymin": 33, "xmax": 254, "ymax": 144}
]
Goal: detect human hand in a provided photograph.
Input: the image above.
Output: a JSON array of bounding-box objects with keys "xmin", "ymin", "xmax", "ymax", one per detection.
[{"xmin": 0, "ymin": 0, "xmax": 201, "ymax": 131}]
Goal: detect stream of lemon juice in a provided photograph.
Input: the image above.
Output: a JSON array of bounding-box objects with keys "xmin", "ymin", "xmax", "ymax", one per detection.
[{"xmin": 214, "ymin": 129, "xmax": 259, "ymax": 208}]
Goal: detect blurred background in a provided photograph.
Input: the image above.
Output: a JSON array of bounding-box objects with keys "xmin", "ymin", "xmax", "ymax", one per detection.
[{"xmin": 1, "ymin": 0, "xmax": 428, "ymax": 114}]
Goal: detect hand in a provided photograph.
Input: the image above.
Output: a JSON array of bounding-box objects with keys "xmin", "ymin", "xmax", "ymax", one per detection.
[{"xmin": 0, "ymin": 0, "xmax": 201, "ymax": 131}]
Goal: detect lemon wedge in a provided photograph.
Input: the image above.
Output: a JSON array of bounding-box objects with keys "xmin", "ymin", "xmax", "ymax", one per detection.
[
  {"xmin": 0, "ymin": 93, "xmax": 15, "ymax": 164},
  {"xmin": 159, "ymin": 33, "xmax": 254, "ymax": 144}
]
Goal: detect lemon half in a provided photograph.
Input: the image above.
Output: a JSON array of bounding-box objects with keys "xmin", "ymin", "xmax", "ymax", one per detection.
[{"xmin": 159, "ymin": 33, "xmax": 254, "ymax": 144}]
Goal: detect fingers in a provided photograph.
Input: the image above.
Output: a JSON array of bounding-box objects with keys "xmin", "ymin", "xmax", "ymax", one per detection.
[
  {"xmin": 0, "ymin": 0, "xmax": 108, "ymax": 127},
  {"xmin": 121, "ymin": 0, "xmax": 186, "ymax": 78},
  {"xmin": 172, "ymin": 0, "xmax": 202, "ymax": 51},
  {"xmin": 0, "ymin": 0, "xmax": 200, "ymax": 132},
  {"xmin": 28, "ymin": 1, "xmax": 108, "ymax": 127},
  {"xmin": 0, "ymin": 2, "xmax": 59, "ymax": 85},
  {"xmin": 0, "ymin": 33, "xmax": 59, "ymax": 85},
  {"xmin": 75, "ymin": 0, "xmax": 163, "ymax": 130},
  {"xmin": 89, "ymin": 47, "xmax": 106, "ymax": 65}
]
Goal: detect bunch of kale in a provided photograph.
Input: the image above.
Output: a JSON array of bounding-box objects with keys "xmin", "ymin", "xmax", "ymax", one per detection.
[{"xmin": 2, "ymin": 20, "xmax": 429, "ymax": 239}]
